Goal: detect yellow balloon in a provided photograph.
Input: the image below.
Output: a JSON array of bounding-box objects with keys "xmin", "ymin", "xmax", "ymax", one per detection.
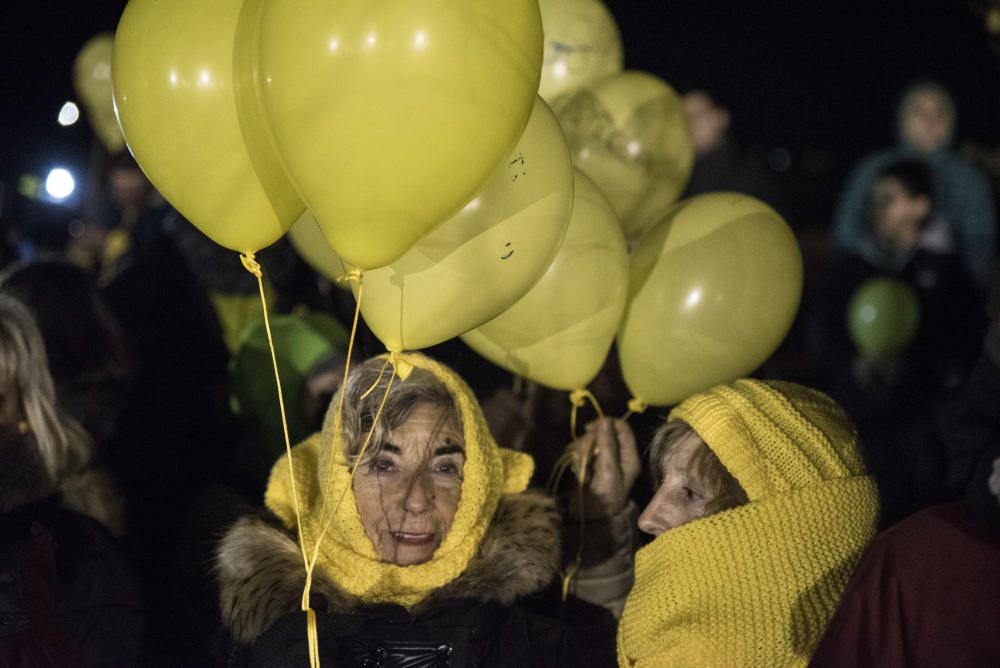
[
  {"xmin": 112, "ymin": 0, "xmax": 303, "ymax": 254},
  {"xmin": 617, "ymin": 193, "xmax": 802, "ymax": 407},
  {"xmin": 348, "ymin": 97, "xmax": 573, "ymax": 352},
  {"xmin": 538, "ymin": 0, "xmax": 623, "ymax": 103},
  {"xmin": 462, "ymin": 170, "xmax": 627, "ymax": 391},
  {"xmin": 287, "ymin": 213, "xmax": 348, "ymax": 283},
  {"xmin": 557, "ymin": 70, "xmax": 693, "ymax": 241},
  {"xmin": 74, "ymin": 34, "xmax": 126, "ymax": 153},
  {"xmin": 250, "ymin": 0, "xmax": 543, "ymax": 270}
]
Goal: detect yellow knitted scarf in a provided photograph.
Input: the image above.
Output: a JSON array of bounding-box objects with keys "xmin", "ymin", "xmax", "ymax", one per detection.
[
  {"xmin": 618, "ymin": 476, "xmax": 878, "ymax": 667},
  {"xmin": 264, "ymin": 352, "xmax": 534, "ymax": 608},
  {"xmin": 618, "ymin": 379, "xmax": 879, "ymax": 667}
]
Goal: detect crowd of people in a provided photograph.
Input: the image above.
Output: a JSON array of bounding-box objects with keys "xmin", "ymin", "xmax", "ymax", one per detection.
[{"xmin": 0, "ymin": 79, "xmax": 997, "ymax": 667}]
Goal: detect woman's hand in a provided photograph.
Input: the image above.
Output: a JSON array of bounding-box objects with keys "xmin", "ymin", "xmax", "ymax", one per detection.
[{"xmin": 567, "ymin": 417, "xmax": 641, "ymax": 521}]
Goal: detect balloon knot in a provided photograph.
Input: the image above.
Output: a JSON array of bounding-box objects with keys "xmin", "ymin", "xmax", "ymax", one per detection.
[
  {"xmin": 336, "ymin": 268, "xmax": 363, "ymax": 284},
  {"xmin": 388, "ymin": 351, "xmax": 414, "ymax": 381},
  {"xmin": 627, "ymin": 397, "xmax": 648, "ymax": 414},
  {"xmin": 240, "ymin": 252, "xmax": 262, "ymax": 278},
  {"xmin": 569, "ymin": 389, "xmax": 589, "ymax": 408}
]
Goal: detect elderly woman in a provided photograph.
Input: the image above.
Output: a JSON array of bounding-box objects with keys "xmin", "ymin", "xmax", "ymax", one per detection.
[
  {"xmin": 568, "ymin": 379, "xmax": 879, "ymax": 666},
  {"xmin": 217, "ymin": 353, "xmax": 607, "ymax": 666}
]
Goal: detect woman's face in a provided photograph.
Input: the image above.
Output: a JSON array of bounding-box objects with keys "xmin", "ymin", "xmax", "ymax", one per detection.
[
  {"xmin": 353, "ymin": 402, "xmax": 465, "ymax": 565},
  {"xmin": 638, "ymin": 432, "xmax": 715, "ymax": 537}
]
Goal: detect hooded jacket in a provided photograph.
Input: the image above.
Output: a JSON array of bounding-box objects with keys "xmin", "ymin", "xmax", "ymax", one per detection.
[
  {"xmin": 833, "ymin": 83, "xmax": 996, "ymax": 286},
  {"xmin": 216, "ymin": 353, "xmax": 608, "ymax": 667}
]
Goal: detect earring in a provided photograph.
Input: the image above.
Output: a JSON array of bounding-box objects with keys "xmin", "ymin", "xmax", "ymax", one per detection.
[{"xmin": 17, "ymin": 420, "xmax": 30, "ymax": 435}]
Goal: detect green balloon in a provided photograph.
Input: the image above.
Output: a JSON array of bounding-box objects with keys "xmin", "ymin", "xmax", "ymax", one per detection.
[{"xmin": 847, "ymin": 278, "xmax": 921, "ymax": 357}]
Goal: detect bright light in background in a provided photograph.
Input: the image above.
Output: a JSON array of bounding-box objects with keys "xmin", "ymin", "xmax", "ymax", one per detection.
[
  {"xmin": 58, "ymin": 102, "xmax": 80, "ymax": 126},
  {"xmin": 44, "ymin": 168, "xmax": 75, "ymax": 200},
  {"xmin": 414, "ymin": 31, "xmax": 427, "ymax": 48}
]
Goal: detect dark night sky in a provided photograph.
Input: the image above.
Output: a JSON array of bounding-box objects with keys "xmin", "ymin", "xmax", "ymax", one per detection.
[{"xmin": 2, "ymin": 1, "xmax": 998, "ymax": 223}]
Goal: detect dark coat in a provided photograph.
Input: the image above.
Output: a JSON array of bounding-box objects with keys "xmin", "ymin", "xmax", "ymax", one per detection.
[
  {"xmin": 0, "ymin": 439, "xmax": 142, "ymax": 666},
  {"xmin": 215, "ymin": 491, "xmax": 616, "ymax": 668}
]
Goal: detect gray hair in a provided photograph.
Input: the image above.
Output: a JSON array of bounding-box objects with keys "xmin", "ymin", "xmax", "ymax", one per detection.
[
  {"xmin": 323, "ymin": 356, "xmax": 458, "ymax": 461},
  {"xmin": 0, "ymin": 296, "xmax": 88, "ymax": 480}
]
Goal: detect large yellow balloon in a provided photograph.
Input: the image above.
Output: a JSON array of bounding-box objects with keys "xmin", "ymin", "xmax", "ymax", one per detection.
[
  {"xmin": 538, "ymin": 0, "xmax": 623, "ymax": 104},
  {"xmin": 462, "ymin": 170, "xmax": 627, "ymax": 391},
  {"xmin": 250, "ymin": 0, "xmax": 543, "ymax": 270},
  {"xmin": 617, "ymin": 193, "xmax": 802, "ymax": 407},
  {"xmin": 557, "ymin": 70, "xmax": 693, "ymax": 242},
  {"xmin": 113, "ymin": 0, "xmax": 303, "ymax": 254},
  {"xmin": 74, "ymin": 34, "xmax": 125, "ymax": 153},
  {"xmin": 348, "ymin": 97, "xmax": 573, "ymax": 352},
  {"xmin": 287, "ymin": 214, "xmax": 347, "ymax": 284}
]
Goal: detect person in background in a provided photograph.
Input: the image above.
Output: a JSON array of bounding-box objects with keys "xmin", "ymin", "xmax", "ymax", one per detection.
[
  {"xmin": 848, "ymin": 158, "xmax": 983, "ymax": 383},
  {"xmin": 682, "ymin": 89, "xmax": 788, "ymax": 215},
  {"xmin": 833, "ymin": 81, "xmax": 997, "ymax": 288},
  {"xmin": 0, "ymin": 259, "xmax": 131, "ymax": 449},
  {"xmin": 0, "ymin": 295, "xmax": 141, "ymax": 665},
  {"xmin": 811, "ymin": 441, "xmax": 1000, "ymax": 666}
]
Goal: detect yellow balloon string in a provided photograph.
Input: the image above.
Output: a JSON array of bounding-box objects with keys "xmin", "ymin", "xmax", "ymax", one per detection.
[
  {"xmin": 303, "ymin": 351, "xmax": 402, "ymax": 606},
  {"xmin": 569, "ymin": 388, "xmax": 605, "ymax": 441},
  {"xmin": 301, "ymin": 266, "xmax": 364, "ymax": 668},
  {"xmin": 559, "ymin": 389, "xmax": 606, "ymax": 600},
  {"xmin": 240, "ymin": 252, "xmax": 319, "ymax": 666}
]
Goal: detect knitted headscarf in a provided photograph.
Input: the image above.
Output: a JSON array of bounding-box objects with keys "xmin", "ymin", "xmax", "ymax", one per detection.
[
  {"xmin": 618, "ymin": 379, "xmax": 879, "ymax": 667},
  {"xmin": 265, "ymin": 352, "xmax": 534, "ymax": 608}
]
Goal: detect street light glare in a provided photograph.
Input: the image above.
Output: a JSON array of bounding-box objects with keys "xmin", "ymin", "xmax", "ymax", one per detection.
[
  {"xmin": 45, "ymin": 168, "xmax": 75, "ymax": 199},
  {"xmin": 58, "ymin": 101, "xmax": 80, "ymax": 126}
]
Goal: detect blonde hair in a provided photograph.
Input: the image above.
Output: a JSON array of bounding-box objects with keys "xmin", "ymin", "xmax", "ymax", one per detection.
[
  {"xmin": 649, "ymin": 420, "xmax": 748, "ymax": 516},
  {"xmin": 0, "ymin": 296, "xmax": 88, "ymax": 481}
]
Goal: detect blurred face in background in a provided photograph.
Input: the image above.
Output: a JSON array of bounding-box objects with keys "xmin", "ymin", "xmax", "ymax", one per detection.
[
  {"xmin": 902, "ymin": 90, "xmax": 952, "ymax": 154},
  {"xmin": 353, "ymin": 402, "xmax": 465, "ymax": 565},
  {"xmin": 872, "ymin": 176, "xmax": 929, "ymax": 253},
  {"xmin": 683, "ymin": 91, "xmax": 730, "ymax": 157},
  {"xmin": 109, "ymin": 167, "xmax": 152, "ymax": 211}
]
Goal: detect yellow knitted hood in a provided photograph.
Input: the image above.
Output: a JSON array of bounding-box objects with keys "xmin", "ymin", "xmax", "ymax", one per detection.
[
  {"xmin": 618, "ymin": 379, "xmax": 879, "ymax": 667},
  {"xmin": 264, "ymin": 352, "xmax": 534, "ymax": 608}
]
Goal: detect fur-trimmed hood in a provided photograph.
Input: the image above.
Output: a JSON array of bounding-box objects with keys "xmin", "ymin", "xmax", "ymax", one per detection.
[{"xmin": 216, "ymin": 489, "xmax": 561, "ymax": 646}]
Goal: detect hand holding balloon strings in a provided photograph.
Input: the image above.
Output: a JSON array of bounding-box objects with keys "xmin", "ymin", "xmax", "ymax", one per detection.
[{"xmin": 556, "ymin": 415, "xmax": 640, "ymax": 599}]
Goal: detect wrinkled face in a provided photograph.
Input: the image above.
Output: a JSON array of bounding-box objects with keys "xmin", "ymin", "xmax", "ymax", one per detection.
[
  {"xmin": 902, "ymin": 91, "xmax": 951, "ymax": 154},
  {"xmin": 872, "ymin": 176, "xmax": 928, "ymax": 252},
  {"xmin": 637, "ymin": 432, "xmax": 715, "ymax": 536},
  {"xmin": 353, "ymin": 402, "xmax": 465, "ymax": 565}
]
